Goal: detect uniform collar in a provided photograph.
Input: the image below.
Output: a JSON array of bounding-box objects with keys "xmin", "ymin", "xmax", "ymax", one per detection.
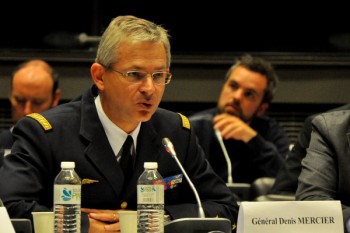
[{"xmin": 94, "ymin": 95, "xmax": 140, "ymax": 156}]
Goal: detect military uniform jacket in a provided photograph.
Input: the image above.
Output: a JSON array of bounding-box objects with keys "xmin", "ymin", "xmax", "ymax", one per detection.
[
  {"xmin": 0, "ymin": 129, "xmax": 14, "ymax": 150},
  {"xmin": 0, "ymin": 85, "xmax": 238, "ymax": 225}
]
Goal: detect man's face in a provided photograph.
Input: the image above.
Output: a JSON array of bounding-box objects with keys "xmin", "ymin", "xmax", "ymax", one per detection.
[
  {"xmin": 10, "ymin": 66, "xmax": 56, "ymax": 124},
  {"xmin": 217, "ymin": 65, "xmax": 268, "ymax": 122},
  {"xmin": 96, "ymin": 40, "xmax": 168, "ymax": 133}
]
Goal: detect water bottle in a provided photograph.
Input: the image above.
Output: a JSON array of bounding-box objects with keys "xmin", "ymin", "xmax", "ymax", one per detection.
[
  {"xmin": 137, "ymin": 162, "xmax": 164, "ymax": 233},
  {"xmin": 54, "ymin": 161, "xmax": 81, "ymax": 233}
]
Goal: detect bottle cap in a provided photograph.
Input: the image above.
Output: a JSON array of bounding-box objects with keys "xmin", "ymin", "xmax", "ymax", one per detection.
[
  {"xmin": 144, "ymin": 162, "xmax": 158, "ymax": 169},
  {"xmin": 61, "ymin": 161, "xmax": 75, "ymax": 169}
]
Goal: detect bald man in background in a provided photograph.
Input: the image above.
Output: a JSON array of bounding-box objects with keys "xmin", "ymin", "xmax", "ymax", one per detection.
[{"xmin": 0, "ymin": 59, "xmax": 61, "ymax": 160}]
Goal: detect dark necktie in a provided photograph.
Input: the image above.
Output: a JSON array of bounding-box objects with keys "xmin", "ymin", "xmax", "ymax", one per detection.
[{"xmin": 119, "ymin": 135, "xmax": 134, "ymax": 187}]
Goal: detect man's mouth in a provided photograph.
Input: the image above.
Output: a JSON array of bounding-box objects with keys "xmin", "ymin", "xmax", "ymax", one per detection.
[
  {"xmin": 139, "ymin": 102, "xmax": 152, "ymax": 108},
  {"xmin": 226, "ymin": 104, "xmax": 238, "ymax": 112}
]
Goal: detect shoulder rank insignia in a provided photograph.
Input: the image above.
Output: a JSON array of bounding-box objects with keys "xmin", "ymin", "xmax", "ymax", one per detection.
[
  {"xmin": 177, "ymin": 113, "xmax": 190, "ymax": 130},
  {"xmin": 82, "ymin": 179, "xmax": 99, "ymax": 185},
  {"xmin": 27, "ymin": 113, "xmax": 52, "ymax": 131}
]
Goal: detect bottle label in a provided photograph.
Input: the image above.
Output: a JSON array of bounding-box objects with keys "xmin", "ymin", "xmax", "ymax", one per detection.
[
  {"xmin": 54, "ymin": 185, "xmax": 81, "ymax": 204},
  {"xmin": 137, "ymin": 184, "xmax": 164, "ymax": 204}
]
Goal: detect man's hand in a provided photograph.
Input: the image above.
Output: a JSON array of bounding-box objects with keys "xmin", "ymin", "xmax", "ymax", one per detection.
[
  {"xmin": 214, "ymin": 113, "xmax": 257, "ymax": 143},
  {"xmin": 82, "ymin": 208, "xmax": 121, "ymax": 232}
]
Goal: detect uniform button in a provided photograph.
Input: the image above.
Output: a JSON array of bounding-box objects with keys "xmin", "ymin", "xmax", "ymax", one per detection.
[{"xmin": 121, "ymin": 201, "xmax": 127, "ymax": 209}]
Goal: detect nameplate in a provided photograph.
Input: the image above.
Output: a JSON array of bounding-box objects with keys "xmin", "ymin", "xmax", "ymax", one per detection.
[
  {"xmin": 0, "ymin": 207, "xmax": 15, "ymax": 233},
  {"xmin": 237, "ymin": 201, "xmax": 343, "ymax": 233}
]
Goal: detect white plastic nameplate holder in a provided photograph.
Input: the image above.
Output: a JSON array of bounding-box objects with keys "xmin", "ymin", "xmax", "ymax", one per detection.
[
  {"xmin": 237, "ymin": 200, "xmax": 343, "ymax": 233},
  {"xmin": 0, "ymin": 200, "xmax": 16, "ymax": 233}
]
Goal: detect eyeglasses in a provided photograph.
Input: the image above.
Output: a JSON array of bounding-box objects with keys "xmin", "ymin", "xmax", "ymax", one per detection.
[{"xmin": 107, "ymin": 67, "xmax": 172, "ymax": 85}]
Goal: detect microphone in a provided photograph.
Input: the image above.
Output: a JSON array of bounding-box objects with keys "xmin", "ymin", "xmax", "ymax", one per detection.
[
  {"xmin": 162, "ymin": 138, "xmax": 206, "ymax": 218},
  {"xmin": 214, "ymin": 129, "xmax": 233, "ymax": 184},
  {"xmin": 215, "ymin": 130, "xmax": 251, "ymax": 202},
  {"xmin": 161, "ymin": 137, "xmax": 233, "ymax": 232}
]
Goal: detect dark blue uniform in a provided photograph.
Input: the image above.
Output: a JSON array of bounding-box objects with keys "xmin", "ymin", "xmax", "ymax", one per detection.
[
  {"xmin": 0, "ymin": 129, "xmax": 13, "ymax": 168},
  {"xmin": 0, "ymin": 129, "xmax": 13, "ymax": 150},
  {"xmin": 0, "ymin": 85, "xmax": 238, "ymax": 228}
]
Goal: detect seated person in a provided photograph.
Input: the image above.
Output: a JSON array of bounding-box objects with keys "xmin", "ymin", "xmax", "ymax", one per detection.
[
  {"xmin": 296, "ymin": 109, "xmax": 350, "ymax": 232},
  {"xmin": 270, "ymin": 103, "xmax": 350, "ymax": 195},
  {"xmin": 189, "ymin": 54, "xmax": 290, "ymax": 184},
  {"xmin": 0, "ymin": 59, "xmax": 61, "ymax": 152},
  {"xmin": 0, "ymin": 15, "xmax": 239, "ymax": 232}
]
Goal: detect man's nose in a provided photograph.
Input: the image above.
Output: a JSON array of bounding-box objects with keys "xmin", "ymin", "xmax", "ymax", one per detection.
[
  {"xmin": 23, "ymin": 101, "xmax": 33, "ymax": 115},
  {"xmin": 233, "ymin": 89, "xmax": 243, "ymax": 100},
  {"xmin": 139, "ymin": 76, "xmax": 156, "ymax": 92}
]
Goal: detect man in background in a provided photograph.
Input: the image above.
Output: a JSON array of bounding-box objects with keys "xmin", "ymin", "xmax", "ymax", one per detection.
[
  {"xmin": 0, "ymin": 59, "xmax": 61, "ymax": 152},
  {"xmin": 189, "ymin": 54, "xmax": 290, "ymax": 185}
]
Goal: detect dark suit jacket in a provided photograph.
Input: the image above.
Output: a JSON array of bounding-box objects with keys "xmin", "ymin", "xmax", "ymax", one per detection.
[
  {"xmin": 270, "ymin": 103, "xmax": 350, "ymax": 195},
  {"xmin": 296, "ymin": 109, "xmax": 350, "ymax": 229},
  {"xmin": 0, "ymin": 85, "xmax": 238, "ymax": 226},
  {"xmin": 189, "ymin": 108, "xmax": 290, "ymax": 184}
]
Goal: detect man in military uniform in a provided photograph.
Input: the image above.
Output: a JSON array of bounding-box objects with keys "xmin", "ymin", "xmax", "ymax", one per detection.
[{"xmin": 0, "ymin": 16, "xmax": 238, "ymax": 232}]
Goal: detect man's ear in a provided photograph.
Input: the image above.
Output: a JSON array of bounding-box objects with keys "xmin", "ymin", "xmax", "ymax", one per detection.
[
  {"xmin": 90, "ymin": 63, "xmax": 105, "ymax": 90},
  {"xmin": 52, "ymin": 89, "xmax": 61, "ymax": 107},
  {"xmin": 257, "ymin": 103, "xmax": 269, "ymax": 117}
]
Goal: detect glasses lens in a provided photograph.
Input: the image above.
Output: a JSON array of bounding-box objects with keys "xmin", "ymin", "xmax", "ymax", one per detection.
[
  {"xmin": 152, "ymin": 72, "xmax": 167, "ymax": 84},
  {"xmin": 165, "ymin": 74, "xmax": 171, "ymax": 84},
  {"xmin": 152, "ymin": 72, "xmax": 169, "ymax": 85},
  {"xmin": 123, "ymin": 71, "xmax": 171, "ymax": 85},
  {"xmin": 126, "ymin": 71, "xmax": 147, "ymax": 82}
]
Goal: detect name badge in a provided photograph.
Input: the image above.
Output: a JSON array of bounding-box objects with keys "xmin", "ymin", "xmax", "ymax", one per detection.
[{"xmin": 237, "ymin": 200, "xmax": 343, "ymax": 233}]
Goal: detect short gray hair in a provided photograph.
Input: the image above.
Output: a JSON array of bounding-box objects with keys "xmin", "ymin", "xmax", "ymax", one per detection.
[{"xmin": 95, "ymin": 15, "xmax": 171, "ymax": 68}]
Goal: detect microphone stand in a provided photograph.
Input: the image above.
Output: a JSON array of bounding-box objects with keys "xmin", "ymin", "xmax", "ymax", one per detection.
[
  {"xmin": 215, "ymin": 129, "xmax": 233, "ymax": 184},
  {"xmin": 215, "ymin": 130, "xmax": 251, "ymax": 201},
  {"xmin": 162, "ymin": 138, "xmax": 232, "ymax": 233},
  {"xmin": 169, "ymin": 148, "xmax": 206, "ymax": 218}
]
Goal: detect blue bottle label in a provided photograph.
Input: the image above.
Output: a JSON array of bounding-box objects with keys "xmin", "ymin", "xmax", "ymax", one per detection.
[
  {"xmin": 54, "ymin": 185, "xmax": 81, "ymax": 204},
  {"xmin": 137, "ymin": 184, "xmax": 164, "ymax": 204}
]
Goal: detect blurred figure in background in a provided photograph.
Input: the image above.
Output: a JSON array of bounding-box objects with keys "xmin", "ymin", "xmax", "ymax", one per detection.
[
  {"xmin": 0, "ymin": 59, "xmax": 61, "ymax": 153},
  {"xmin": 296, "ymin": 108, "xmax": 350, "ymax": 232},
  {"xmin": 189, "ymin": 54, "xmax": 290, "ymax": 184},
  {"xmin": 270, "ymin": 103, "xmax": 350, "ymax": 196}
]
